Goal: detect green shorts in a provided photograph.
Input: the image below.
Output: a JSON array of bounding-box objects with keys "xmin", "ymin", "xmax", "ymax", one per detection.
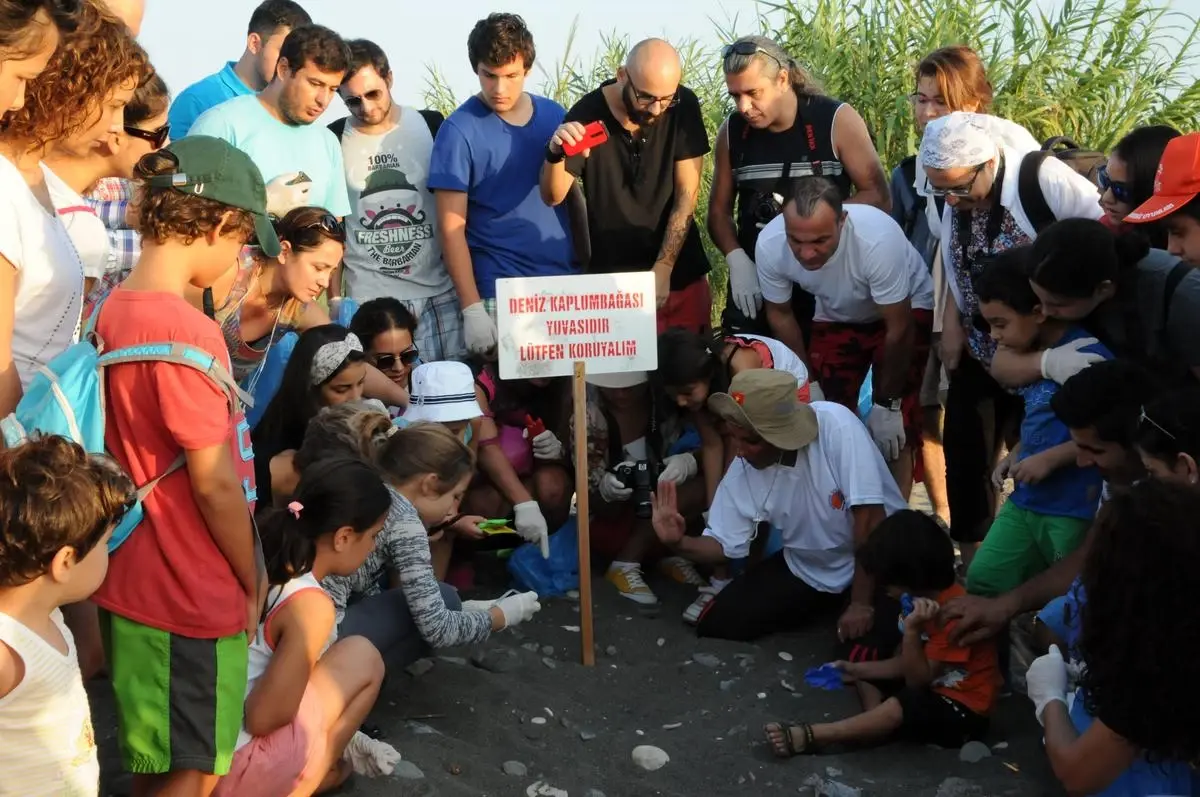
[
  {"xmin": 966, "ymin": 502, "xmax": 1091, "ymax": 598},
  {"xmin": 99, "ymin": 611, "xmax": 248, "ymax": 775}
]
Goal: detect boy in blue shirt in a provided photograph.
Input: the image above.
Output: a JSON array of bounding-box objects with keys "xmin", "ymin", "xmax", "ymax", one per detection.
[
  {"xmin": 428, "ymin": 13, "xmax": 576, "ymax": 357},
  {"xmin": 966, "ymin": 247, "xmax": 1111, "ymax": 598}
]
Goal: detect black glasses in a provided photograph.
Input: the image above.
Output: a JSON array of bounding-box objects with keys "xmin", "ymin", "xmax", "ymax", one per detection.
[
  {"xmin": 721, "ymin": 40, "xmax": 785, "ymax": 71},
  {"xmin": 304, "ymin": 214, "xmax": 346, "ymax": 242},
  {"xmin": 1097, "ymin": 164, "xmax": 1133, "ymax": 204},
  {"xmin": 625, "ymin": 75, "xmax": 678, "ymax": 109},
  {"xmin": 1140, "ymin": 406, "xmax": 1176, "ymax": 440},
  {"xmin": 374, "ymin": 347, "xmax": 419, "ymax": 371},
  {"xmin": 928, "ymin": 164, "xmax": 986, "ymax": 198},
  {"xmin": 343, "ymin": 88, "xmax": 387, "ymax": 108},
  {"xmin": 124, "ymin": 122, "xmax": 170, "ymax": 149}
]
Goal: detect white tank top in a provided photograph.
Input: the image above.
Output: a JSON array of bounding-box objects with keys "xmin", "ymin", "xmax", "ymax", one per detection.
[
  {"xmin": 0, "ymin": 608, "xmax": 99, "ymax": 796},
  {"xmin": 237, "ymin": 573, "xmax": 335, "ymax": 750},
  {"xmin": 725, "ymin": 333, "xmax": 810, "ymax": 387}
]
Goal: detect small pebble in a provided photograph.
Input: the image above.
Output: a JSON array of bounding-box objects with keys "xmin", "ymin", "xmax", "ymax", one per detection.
[
  {"xmin": 541, "ymin": 645, "xmax": 555, "ymax": 656},
  {"xmin": 757, "ymin": 692, "xmax": 767, "ymax": 699},
  {"xmin": 437, "ymin": 656, "xmax": 468, "ymax": 666},
  {"xmin": 778, "ymin": 652, "xmax": 794, "ymax": 662},
  {"xmin": 544, "ymin": 707, "xmax": 554, "ymax": 718},
  {"xmin": 541, "ymin": 657, "xmax": 557, "ymax": 670},
  {"xmin": 959, "ymin": 740, "xmax": 992, "ymax": 763},
  {"xmin": 405, "ymin": 658, "xmax": 435, "ymax": 678},
  {"xmin": 583, "ymin": 790, "xmax": 606, "ymax": 797},
  {"xmin": 445, "ymin": 762, "xmax": 462, "ymax": 776},
  {"xmin": 530, "ymin": 716, "xmax": 547, "ymax": 726},
  {"xmin": 635, "ymin": 729, "xmax": 644, "ymax": 736},
  {"xmin": 781, "ymin": 679, "xmax": 796, "ymax": 692},
  {"xmin": 579, "ymin": 728, "xmax": 597, "ymax": 741},
  {"xmin": 522, "ymin": 642, "xmax": 540, "ymax": 653},
  {"xmin": 605, "ymin": 645, "xmax": 618, "ymax": 656},
  {"xmin": 719, "ymin": 678, "xmax": 739, "ymax": 692},
  {"xmin": 692, "ymin": 652, "xmax": 723, "ymax": 668},
  {"xmin": 656, "ymin": 638, "xmax": 665, "ymax": 647},
  {"xmin": 662, "ymin": 722, "xmax": 682, "ymax": 730},
  {"xmin": 562, "ymin": 625, "xmax": 580, "ymax": 632},
  {"xmin": 393, "ymin": 761, "xmax": 425, "ymax": 780},
  {"xmin": 991, "ymin": 741, "xmax": 1009, "ymax": 750},
  {"xmin": 631, "ymin": 745, "xmax": 670, "ymax": 771},
  {"xmin": 502, "ymin": 761, "xmax": 527, "ymax": 778}
]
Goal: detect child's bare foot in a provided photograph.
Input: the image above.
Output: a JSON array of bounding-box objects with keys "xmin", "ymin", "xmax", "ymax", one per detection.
[{"xmin": 764, "ymin": 721, "xmax": 816, "ymax": 757}]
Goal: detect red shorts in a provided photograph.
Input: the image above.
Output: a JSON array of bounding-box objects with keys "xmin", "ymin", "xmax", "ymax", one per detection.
[
  {"xmin": 808, "ymin": 309, "xmax": 934, "ymax": 447},
  {"xmin": 657, "ymin": 277, "xmax": 712, "ymax": 334}
]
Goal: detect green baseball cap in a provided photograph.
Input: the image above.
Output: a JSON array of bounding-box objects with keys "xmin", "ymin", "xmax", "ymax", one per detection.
[{"xmin": 145, "ymin": 136, "xmax": 281, "ymax": 257}]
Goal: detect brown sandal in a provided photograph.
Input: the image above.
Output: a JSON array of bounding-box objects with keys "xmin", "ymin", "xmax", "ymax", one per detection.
[{"xmin": 764, "ymin": 721, "xmax": 817, "ymax": 757}]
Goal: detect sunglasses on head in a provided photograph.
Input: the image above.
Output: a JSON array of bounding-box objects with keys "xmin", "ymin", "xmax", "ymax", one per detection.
[
  {"xmin": 721, "ymin": 40, "xmax": 785, "ymax": 70},
  {"xmin": 1140, "ymin": 406, "xmax": 1176, "ymax": 441},
  {"xmin": 1097, "ymin": 164, "xmax": 1134, "ymax": 204},
  {"xmin": 374, "ymin": 347, "xmax": 419, "ymax": 371},
  {"xmin": 124, "ymin": 122, "xmax": 170, "ymax": 149},
  {"xmin": 343, "ymin": 88, "xmax": 387, "ymax": 108},
  {"xmin": 301, "ymin": 214, "xmax": 346, "ymax": 242}
]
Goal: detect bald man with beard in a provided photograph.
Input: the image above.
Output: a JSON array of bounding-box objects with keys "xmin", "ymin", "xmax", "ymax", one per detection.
[{"xmin": 540, "ymin": 38, "xmax": 713, "ymax": 333}]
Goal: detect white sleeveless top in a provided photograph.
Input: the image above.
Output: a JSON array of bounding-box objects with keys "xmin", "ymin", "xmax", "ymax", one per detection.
[
  {"xmin": 725, "ymin": 332, "xmax": 810, "ymax": 387},
  {"xmin": 237, "ymin": 573, "xmax": 336, "ymax": 750},
  {"xmin": 0, "ymin": 608, "xmax": 99, "ymax": 796}
]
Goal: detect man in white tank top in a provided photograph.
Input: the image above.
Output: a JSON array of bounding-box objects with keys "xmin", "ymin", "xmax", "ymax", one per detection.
[{"xmin": 333, "ymin": 39, "xmax": 465, "ymax": 362}]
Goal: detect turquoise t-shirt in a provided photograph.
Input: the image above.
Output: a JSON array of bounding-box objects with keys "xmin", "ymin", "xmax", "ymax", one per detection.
[
  {"xmin": 189, "ymin": 94, "xmax": 351, "ymax": 218},
  {"xmin": 168, "ymin": 62, "xmax": 253, "ymax": 138}
]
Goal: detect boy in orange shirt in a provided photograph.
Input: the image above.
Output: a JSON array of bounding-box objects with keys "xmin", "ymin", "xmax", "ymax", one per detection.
[{"xmin": 765, "ymin": 509, "xmax": 1000, "ymax": 755}]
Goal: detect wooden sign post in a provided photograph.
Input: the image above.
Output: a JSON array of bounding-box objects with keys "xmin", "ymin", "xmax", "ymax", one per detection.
[{"xmin": 496, "ymin": 273, "xmax": 658, "ymax": 666}]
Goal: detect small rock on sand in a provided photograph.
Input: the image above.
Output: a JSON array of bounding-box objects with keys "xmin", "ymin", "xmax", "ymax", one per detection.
[
  {"xmin": 393, "ymin": 761, "xmax": 425, "ymax": 780},
  {"xmin": 959, "ymin": 741, "xmax": 992, "ymax": 763},
  {"xmin": 470, "ymin": 648, "xmax": 520, "ymax": 674},
  {"xmin": 584, "ymin": 790, "xmax": 606, "ymax": 797},
  {"xmin": 606, "ymin": 645, "xmax": 618, "ymax": 656},
  {"xmin": 437, "ymin": 656, "xmax": 468, "ymax": 666},
  {"xmin": 522, "ymin": 642, "xmax": 540, "ymax": 652},
  {"xmin": 692, "ymin": 652, "xmax": 722, "ymax": 668},
  {"xmin": 935, "ymin": 777, "xmax": 984, "ymax": 797},
  {"xmin": 530, "ymin": 716, "xmax": 547, "ymax": 726},
  {"xmin": 541, "ymin": 657, "xmax": 557, "ymax": 670},
  {"xmin": 541, "ymin": 645, "xmax": 555, "ymax": 656},
  {"xmin": 657, "ymin": 638, "xmax": 665, "ymax": 646},
  {"xmin": 662, "ymin": 722, "xmax": 682, "ymax": 730},
  {"xmin": 719, "ymin": 678, "xmax": 738, "ymax": 692},
  {"xmin": 778, "ymin": 652, "xmax": 794, "ymax": 662},
  {"xmin": 526, "ymin": 782, "xmax": 568, "ymax": 797},
  {"xmin": 632, "ymin": 745, "xmax": 670, "ymax": 771},
  {"xmin": 502, "ymin": 761, "xmax": 528, "ymax": 777},
  {"xmin": 405, "ymin": 658, "xmax": 435, "ymax": 678},
  {"xmin": 579, "ymin": 729, "xmax": 597, "ymax": 741}
]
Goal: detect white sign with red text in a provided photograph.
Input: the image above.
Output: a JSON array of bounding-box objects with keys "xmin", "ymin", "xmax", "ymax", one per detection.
[{"xmin": 496, "ymin": 272, "xmax": 658, "ymax": 380}]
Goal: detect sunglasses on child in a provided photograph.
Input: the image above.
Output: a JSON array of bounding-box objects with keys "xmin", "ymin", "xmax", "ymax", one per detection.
[
  {"xmin": 124, "ymin": 122, "xmax": 170, "ymax": 149},
  {"xmin": 1097, "ymin": 164, "xmax": 1133, "ymax": 204},
  {"xmin": 374, "ymin": 347, "xmax": 420, "ymax": 371}
]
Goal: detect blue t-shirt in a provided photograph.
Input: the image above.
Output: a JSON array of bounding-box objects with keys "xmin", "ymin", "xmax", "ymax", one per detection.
[
  {"xmin": 1011, "ymin": 327, "xmax": 1111, "ymax": 519},
  {"xmin": 169, "ymin": 62, "xmax": 254, "ymax": 139},
  {"xmin": 427, "ymin": 95, "xmax": 575, "ymax": 298},
  {"xmin": 189, "ymin": 94, "xmax": 351, "ymax": 218}
]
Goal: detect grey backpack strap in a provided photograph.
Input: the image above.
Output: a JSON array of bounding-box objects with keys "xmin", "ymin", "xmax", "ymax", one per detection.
[
  {"xmin": 98, "ymin": 343, "xmax": 254, "ymax": 411},
  {"xmin": 136, "ymin": 452, "xmax": 187, "ymax": 500}
]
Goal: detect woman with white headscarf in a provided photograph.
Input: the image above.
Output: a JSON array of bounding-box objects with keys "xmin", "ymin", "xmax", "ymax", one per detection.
[{"xmin": 918, "ymin": 111, "xmax": 1101, "ymax": 562}]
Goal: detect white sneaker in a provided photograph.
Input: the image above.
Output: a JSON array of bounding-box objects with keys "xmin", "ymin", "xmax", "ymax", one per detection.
[
  {"xmin": 605, "ymin": 564, "xmax": 659, "ymax": 605},
  {"xmin": 682, "ymin": 586, "xmax": 718, "ymax": 625}
]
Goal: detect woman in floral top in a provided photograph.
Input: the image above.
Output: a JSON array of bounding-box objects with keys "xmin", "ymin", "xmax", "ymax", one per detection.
[{"xmin": 918, "ymin": 112, "xmax": 1102, "ymax": 562}]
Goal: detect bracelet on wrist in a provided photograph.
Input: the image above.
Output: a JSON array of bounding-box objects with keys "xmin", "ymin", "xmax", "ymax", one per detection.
[{"xmin": 545, "ymin": 143, "xmax": 565, "ymax": 164}]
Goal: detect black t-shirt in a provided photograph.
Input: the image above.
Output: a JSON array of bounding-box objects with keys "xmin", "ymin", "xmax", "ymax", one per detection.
[{"xmin": 565, "ymin": 81, "xmax": 711, "ymax": 290}]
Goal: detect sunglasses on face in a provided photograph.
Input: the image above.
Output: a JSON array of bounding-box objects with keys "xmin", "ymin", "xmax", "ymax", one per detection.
[
  {"xmin": 1097, "ymin": 164, "xmax": 1134, "ymax": 204},
  {"xmin": 124, "ymin": 122, "xmax": 170, "ymax": 149},
  {"xmin": 721, "ymin": 40, "xmax": 785, "ymax": 71},
  {"xmin": 929, "ymin": 164, "xmax": 986, "ymax": 198},
  {"xmin": 343, "ymin": 89, "xmax": 387, "ymax": 108},
  {"xmin": 374, "ymin": 347, "xmax": 419, "ymax": 371}
]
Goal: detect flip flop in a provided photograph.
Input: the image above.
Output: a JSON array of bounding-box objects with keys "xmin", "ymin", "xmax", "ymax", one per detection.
[{"xmin": 764, "ymin": 721, "xmax": 817, "ymax": 757}]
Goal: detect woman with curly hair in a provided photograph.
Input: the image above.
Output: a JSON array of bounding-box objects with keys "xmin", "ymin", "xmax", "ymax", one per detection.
[
  {"xmin": 1026, "ymin": 479, "xmax": 1200, "ymax": 796},
  {"xmin": 0, "ymin": 0, "xmax": 143, "ymax": 416}
]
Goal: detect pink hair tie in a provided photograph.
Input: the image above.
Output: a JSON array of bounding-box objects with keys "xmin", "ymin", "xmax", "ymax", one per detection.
[{"xmin": 287, "ymin": 501, "xmax": 303, "ymax": 519}]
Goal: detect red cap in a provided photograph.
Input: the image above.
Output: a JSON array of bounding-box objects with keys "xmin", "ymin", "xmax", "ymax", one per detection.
[{"xmin": 1126, "ymin": 132, "xmax": 1200, "ymax": 224}]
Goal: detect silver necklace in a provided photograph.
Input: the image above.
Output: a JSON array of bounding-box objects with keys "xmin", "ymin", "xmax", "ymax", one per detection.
[{"xmin": 742, "ymin": 454, "xmax": 784, "ymax": 527}]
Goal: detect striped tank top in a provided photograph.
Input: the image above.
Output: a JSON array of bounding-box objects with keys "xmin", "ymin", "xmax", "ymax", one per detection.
[{"xmin": 214, "ymin": 248, "xmax": 308, "ymax": 384}]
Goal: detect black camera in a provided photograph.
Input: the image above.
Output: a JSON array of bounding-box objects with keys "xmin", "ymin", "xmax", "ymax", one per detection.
[{"xmin": 613, "ymin": 460, "xmax": 658, "ymax": 519}]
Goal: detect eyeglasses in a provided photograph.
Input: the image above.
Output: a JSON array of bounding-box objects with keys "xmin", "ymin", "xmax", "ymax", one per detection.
[
  {"xmin": 625, "ymin": 75, "xmax": 678, "ymax": 109},
  {"xmin": 928, "ymin": 164, "xmax": 986, "ymax": 198},
  {"xmin": 1097, "ymin": 164, "xmax": 1133, "ymax": 204},
  {"xmin": 374, "ymin": 347, "xmax": 420, "ymax": 371},
  {"xmin": 303, "ymin": 214, "xmax": 346, "ymax": 242},
  {"xmin": 343, "ymin": 88, "xmax": 387, "ymax": 108},
  {"xmin": 124, "ymin": 122, "xmax": 170, "ymax": 149},
  {"xmin": 721, "ymin": 40, "xmax": 785, "ymax": 71},
  {"xmin": 1140, "ymin": 406, "xmax": 1177, "ymax": 440}
]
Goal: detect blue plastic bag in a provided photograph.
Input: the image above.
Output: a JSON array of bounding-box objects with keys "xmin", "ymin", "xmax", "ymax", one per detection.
[
  {"xmin": 508, "ymin": 516, "xmax": 580, "ymax": 597},
  {"xmin": 857, "ymin": 365, "xmax": 873, "ymax": 422},
  {"xmin": 804, "ymin": 663, "xmax": 845, "ymax": 691},
  {"xmin": 244, "ymin": 331, "xmax": 299, "ymax": 430}
]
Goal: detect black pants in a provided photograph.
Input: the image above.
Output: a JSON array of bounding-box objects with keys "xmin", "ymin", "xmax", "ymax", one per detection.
[
  {"xmin": 943, "ymin": 356, "xmax": 1023, "ymax": 544},
  {"xmin": 697, "ymin": 551, "xmax": 902, "ymax": 658},
  {"xmin": 722, "ymin": 280, "xmax": 816, "ymax": 340}
]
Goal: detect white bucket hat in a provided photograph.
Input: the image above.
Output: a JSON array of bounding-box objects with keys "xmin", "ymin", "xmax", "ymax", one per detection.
[{"xmin": 403, "ymin": 361, "xmax": 484, "ymax": 423}]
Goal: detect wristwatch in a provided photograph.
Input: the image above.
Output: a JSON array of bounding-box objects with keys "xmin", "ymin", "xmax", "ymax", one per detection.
[
  {"xmin": 545, "ymin": 143, "xmax": 565, "ymax": 164},
  {"xmin": 874, "ymin": 397, "xmax": 902, "ymax": 412}
]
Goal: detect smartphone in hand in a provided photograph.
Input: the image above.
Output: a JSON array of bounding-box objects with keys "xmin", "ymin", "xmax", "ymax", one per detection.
[{"xmin": 562, "ymin": 121, "xmax": 608, "ymax": 156}]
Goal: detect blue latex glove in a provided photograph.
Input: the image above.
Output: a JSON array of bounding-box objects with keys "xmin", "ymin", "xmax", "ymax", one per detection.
[
  {"xmin": 898, "ymin": 593, "xmax": 914, "ymax": 633},
  {"xmin": 804, "ymin": 663, "xmax": 845, "ymax": 691}
]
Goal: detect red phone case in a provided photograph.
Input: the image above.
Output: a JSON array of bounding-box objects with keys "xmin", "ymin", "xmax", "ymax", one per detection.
[{"xmin": 562, "ymin": 121, "xmax": 608, "ymax": 156}]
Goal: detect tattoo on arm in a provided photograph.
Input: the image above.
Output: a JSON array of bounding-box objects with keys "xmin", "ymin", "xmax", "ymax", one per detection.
[{"xmin": 656, "ymin": 185, "xmax": 697, "ymax": 268}]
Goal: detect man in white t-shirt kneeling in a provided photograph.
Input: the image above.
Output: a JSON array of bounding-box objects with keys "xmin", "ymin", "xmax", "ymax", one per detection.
[
  {"xmin": 757, "ymin": 176, "xmax": 934, "ymax": 495},
  {"xmin": 652, "ymin": 369, "xmax": 908, "ymax": 646}
]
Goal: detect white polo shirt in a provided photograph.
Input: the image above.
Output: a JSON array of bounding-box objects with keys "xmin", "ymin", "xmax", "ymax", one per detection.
[
  {"xmin": 755, "ymin": 204, "xmax": 934, "ymax": 323},
  {"xmin": 703, "ymin": 401, "xmax": 908, "ymax": 592}
]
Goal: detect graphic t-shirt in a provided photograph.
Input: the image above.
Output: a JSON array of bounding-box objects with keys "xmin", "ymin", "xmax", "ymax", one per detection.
[
  {"xmin": 921, "ymin": 583, "xmax": 1001, "ymax": 715},
  {"xmin": 340, "ymin": 107, "xmax": 449, "ymax": 301},
  {"xmin": 92, "ymin": 290, "xmax": 256, "ymax": 639},
  {"xmin": 428, "ymin": 94, "xmax": 575, "ymax": 298},
  {"xmin": 190, "ymin": 94, "xmax": 351, "ymax": 218},
  {"xmin": 563, "ymin": 82, "xmax": 711, "ymax": 289},
  {"xmin": 756, "ymin": 204, "xmax": 934, "ymax": 323},
  {"xmin": 0, "ymin": 156, "xmax": 84, "ymax": 389},
  {"xmin": 1011, "ymin": 326, "xmax": 1110, "ymax": 519}
]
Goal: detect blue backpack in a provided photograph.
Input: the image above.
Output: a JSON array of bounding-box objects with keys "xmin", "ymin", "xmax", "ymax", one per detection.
[{"xmin": 0, "ymin": 301, "xmax": 252, "ymax": 552}]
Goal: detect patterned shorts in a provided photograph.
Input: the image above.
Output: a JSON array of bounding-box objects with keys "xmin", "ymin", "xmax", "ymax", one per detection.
[
  {"xmin": 406, "ymin": 286, "xmax": 466, "ymax": 362},
  {"xmin": 809, "ymin": 308, "xmax": 934, "ymax": 445}
]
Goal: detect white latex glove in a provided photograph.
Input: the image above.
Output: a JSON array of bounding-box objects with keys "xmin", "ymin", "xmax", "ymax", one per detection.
[
  {"xmin": 726, "ymin": 248, "xmax": 762, "ymax": 320},
  {"xmin": 264, "ymin": 172, "xmax": 312, "ymax": 218},
  {"xmin": 867, "ymin": 404, "xmax": 906, "ymax": 461},
  {"xmin": 598, "ymin": 467, "xmax": 634, "ymax": 503},
  {"xmin": 658, "ymin": 452, "xmax": 698, "ymax": 484},
  {"xmin": 513, "ymin": 500, "xmax": 549, "ymax": 558},
  {"xmin": 342, "ymin": 731, "xmax": 401, "ymax": 777},
  {"xmin": 1026, "ymin": 644, "xmax": 1069, "ymax": 726},
  {"xmin": 808, "ymin": 381, "xmax": 826, "ymax": 402},
  {"xmin": 462, "ymin": 302, "xmax": 498, "ymax": 355},
  {"xmin": 496, "ymin": 590, "xmax": 542, "ymax": 628},
  {"xmin": 1040, "ymin": 337, "xmax": 1105, "ymax": 385},
  {"xmin": 530, "ymin": 429, "xmax": 565, "ymax": 461}
]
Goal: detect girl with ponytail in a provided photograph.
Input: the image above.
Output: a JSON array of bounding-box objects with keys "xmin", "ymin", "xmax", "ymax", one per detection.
[{"xmin": 217, "ymin": 457, "xmax": 393, "ymax": 797}]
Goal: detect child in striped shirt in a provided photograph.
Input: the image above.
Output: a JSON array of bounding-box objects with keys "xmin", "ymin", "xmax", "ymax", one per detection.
[{"xmin": 0, "ymin": 436, "xmax": 136, "ymax": 797}]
